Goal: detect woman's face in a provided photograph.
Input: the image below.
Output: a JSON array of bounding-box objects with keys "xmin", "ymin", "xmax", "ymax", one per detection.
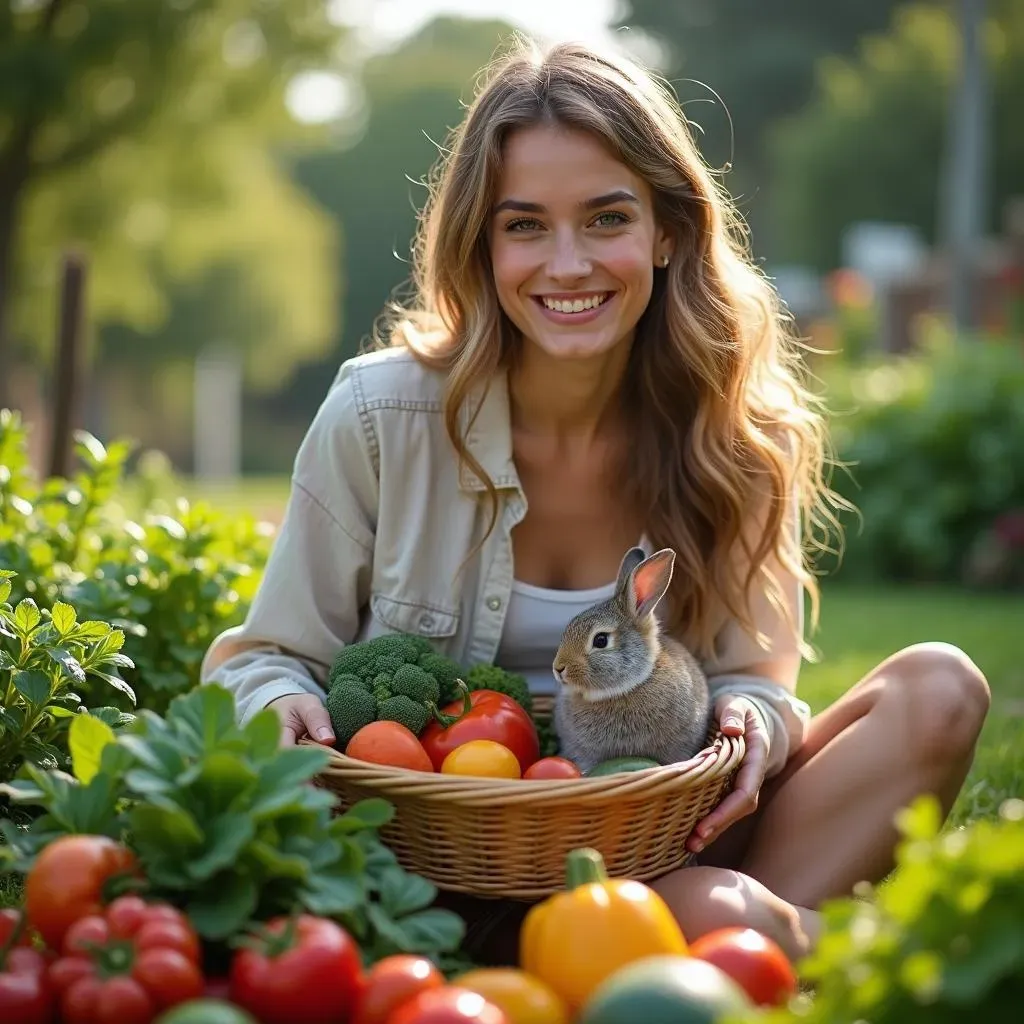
[{"xmin": 489, "ymin": 123, "xmax": 672, "ymax": 363}]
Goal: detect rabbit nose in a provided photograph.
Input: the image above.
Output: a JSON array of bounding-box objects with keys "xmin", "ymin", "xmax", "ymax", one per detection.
[{"xmin": 553, "ymin": 663, "xmax": 565, "ymax": 684}]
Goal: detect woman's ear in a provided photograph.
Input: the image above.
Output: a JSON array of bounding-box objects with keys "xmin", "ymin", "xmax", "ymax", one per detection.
[{"xmin": 654, "ymin": 227, "xmax": 675, "ymax": 269}]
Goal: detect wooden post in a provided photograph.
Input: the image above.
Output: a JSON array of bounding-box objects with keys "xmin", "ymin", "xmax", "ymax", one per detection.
[{"xmin": 47, "ymin": 251, "xmax": 87, "ymax": 479}]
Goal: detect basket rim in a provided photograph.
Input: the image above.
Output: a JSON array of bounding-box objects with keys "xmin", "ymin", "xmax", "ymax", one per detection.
[{"xmin": 313, "ymin": 733, "xmax": 745, "ymax": 806}]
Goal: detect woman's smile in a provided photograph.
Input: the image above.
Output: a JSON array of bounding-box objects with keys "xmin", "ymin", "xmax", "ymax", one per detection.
[{"xmin": 533, "ymin": 290, "xmax": 617, "ymax": 324}]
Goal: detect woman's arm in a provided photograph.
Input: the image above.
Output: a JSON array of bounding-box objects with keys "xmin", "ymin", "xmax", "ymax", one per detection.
[
  {"xmin": 703, "ymin": 488, "xmax": 812, "ymax": 778},
  {"xmin": 200, "ymin": 366, "xmax": 378, "ymax": 724}
]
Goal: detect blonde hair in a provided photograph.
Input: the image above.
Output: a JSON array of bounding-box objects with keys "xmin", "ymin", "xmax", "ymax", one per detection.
[{"xmin": 378, "ymin": 36, "xmax": 844, "ymax": 657}]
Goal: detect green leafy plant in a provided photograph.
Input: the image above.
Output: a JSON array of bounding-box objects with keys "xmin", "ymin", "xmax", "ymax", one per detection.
[
  {"xmin": 732, "ymin": 795, "xmax": 1024, "ymax": 1023},
  {"xmin": 0, "ymin": 410, "xmax": 272, "ymax": 714},
  {"xmin": 0, "ymin": 569, "xmax": 136, "ymax": 784},
  {"xmin": 0, "ymin": 684, "xmax": 465, "ymax": 967},
  {"xmin": 820, "ymin": 333, "xmax": 1024, "ymax": 585}
]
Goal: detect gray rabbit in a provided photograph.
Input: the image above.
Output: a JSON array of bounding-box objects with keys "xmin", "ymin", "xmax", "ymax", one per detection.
[{"xmin": 552, "ymin": 546, "xmax": 712, "ymax": 774}]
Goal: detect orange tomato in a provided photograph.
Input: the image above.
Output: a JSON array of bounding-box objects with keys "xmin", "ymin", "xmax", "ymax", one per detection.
[
  {"xmin": 523, "ymin": 758, "xmax": 581, "ymax": 781},
  {"xmin": 440, "ymin": 740, "xmax": 521, "ymax": 779},
  {"xmin": 455, "ymin": 968, "xmax": 569, "ymax": 1024},
  {"xmin": 346, "ymin": 722, "xmax": 434, "ymax": 772}
]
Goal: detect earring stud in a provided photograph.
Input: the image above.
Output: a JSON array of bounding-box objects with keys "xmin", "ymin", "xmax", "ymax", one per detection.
[{"xmin": 661, "ymin": 255, "xmax": 670, "ymax": 267}]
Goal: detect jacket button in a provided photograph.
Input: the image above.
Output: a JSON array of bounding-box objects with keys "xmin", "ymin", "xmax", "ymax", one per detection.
[
  {"xmin": 418, "ymin": 613, "xmax": 435, "ymax": 629},
  {"xmin": 486, "ymin": 596, "xmax": 502, "ymax": 611}
]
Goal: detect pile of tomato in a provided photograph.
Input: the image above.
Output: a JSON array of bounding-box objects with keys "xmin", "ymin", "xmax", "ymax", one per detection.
[
  {"xmin": 345, "ymin": 689, "xmax": 582, "ymax": 781},
  {"xmin": 0, "ymin": 834, "xmax": 419, "ymax": 1024}
]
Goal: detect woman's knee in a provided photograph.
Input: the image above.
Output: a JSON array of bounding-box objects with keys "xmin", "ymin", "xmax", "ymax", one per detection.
[
  {"xmin": 878, "ymin": 642, "xmax": 991, "ymax": 761},
  {"xmin": 651, "ymin": 866, "xmax": 812, "ymax": 962}
]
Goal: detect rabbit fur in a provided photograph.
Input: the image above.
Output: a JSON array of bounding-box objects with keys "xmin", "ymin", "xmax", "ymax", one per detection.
[{"xmin": 552, "ymin": 546, "xmax": 712, "ymax": 774}]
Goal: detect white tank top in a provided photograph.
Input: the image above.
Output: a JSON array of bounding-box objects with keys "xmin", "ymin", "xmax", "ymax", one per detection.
[{"xmin": 495, "ymin": 578, "xmax": 617, "ymax": 695}]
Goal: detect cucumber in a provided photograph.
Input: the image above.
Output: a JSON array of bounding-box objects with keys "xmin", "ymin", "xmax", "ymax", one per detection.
[{"xmin": 586, "ymin": 756, "xmax": 661, "ymax": 777}]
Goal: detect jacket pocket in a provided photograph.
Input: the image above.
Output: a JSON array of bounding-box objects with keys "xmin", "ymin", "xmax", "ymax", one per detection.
[{"xmin": 370, "ymin": 593, "xmax": 460, "ymax": 639}]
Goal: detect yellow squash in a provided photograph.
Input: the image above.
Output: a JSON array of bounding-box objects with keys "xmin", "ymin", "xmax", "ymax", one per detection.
[{"xmin": 520, "ymin": 847, "xmax": 689, "ymax": 1012}]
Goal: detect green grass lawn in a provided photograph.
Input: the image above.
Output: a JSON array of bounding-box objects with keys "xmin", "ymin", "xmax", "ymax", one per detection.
[{"xmin": 799, "ymin": 584, "xmax": 1023, "ymax": 828}]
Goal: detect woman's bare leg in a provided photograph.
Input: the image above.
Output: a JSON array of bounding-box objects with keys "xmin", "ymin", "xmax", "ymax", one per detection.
[
  {"xmin": 704, "ymin": 642, "xmax": 990, "ymax": 909},
  {"xmin": 650, "ymin": 866, "xmax": 819, "ymax": 964}
]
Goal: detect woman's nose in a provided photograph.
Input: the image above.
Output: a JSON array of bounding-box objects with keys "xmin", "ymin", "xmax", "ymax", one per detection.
[{"xmin": 547, "ymin": 231, "xmax": 591, "ymax": 280}]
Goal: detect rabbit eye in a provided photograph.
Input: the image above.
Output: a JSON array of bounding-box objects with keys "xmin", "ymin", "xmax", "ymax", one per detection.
[{"xmin": 591, "ymin": 631, "xmax": 611, "ymax": 650}]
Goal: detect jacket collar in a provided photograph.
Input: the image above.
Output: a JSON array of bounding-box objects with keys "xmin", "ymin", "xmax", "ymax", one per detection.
[{"xmin": 458, "ymin": 369, "xmax": 522, "ymax": 493}]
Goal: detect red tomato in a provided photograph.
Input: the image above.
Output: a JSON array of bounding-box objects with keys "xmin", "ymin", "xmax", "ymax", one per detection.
[
  {"xmin": 688, "ymin": 927, "xmax": 798, "ymax": 1008},
  {"xmin": 388, "ymin": 986, "xmax": 509, "ymax": 1024},
  {"xmin": 523, "ymin": 757, "xmax": 582, "ymax": 780},
  {"xmin": 347, "ymin": 722, "xmax": 435, "ymax": 772},
  {"xmin": 229, "ymin": 914, "xmax": 364, "ymax": 1024},
  {"xmin": 48, "ymin": 896, "xmax": 203, "ymax": 1024},
  {"xmin": 352, "ymin": 954, "xmax": 445, "ymax": 1024},
  {"xmin": 25, "ymin": 836, "xmax": 138, "ymax": 951},
  {"xmin": 420, "ymin": 690, "xmax": 540, "ymax": 774},
  {"xmin": 0, "ymin": 946, "xmax": 56, "ymax": 1024}
]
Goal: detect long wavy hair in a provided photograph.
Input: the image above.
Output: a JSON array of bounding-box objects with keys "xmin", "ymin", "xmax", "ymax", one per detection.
[{"xmin": 377, "ymin": 36, "xmax": 844, "ymax": 657}]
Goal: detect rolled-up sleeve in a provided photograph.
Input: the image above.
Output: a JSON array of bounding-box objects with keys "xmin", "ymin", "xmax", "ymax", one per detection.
[{"xmin": 200, "ymin": 365, "xmax": 378, "ymax": 723}]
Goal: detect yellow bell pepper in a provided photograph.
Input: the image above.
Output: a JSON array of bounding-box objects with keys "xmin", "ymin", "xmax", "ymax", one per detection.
[
  {"xmin": 520, "ymin": 847, "xmax": 689, "ymax": 1012},
  {"xmin": 455, "ymin": 968, "xmax": 570, "ymax": 1024}
]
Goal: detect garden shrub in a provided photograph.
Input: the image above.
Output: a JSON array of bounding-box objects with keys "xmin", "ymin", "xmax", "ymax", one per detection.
[
  {"xmin": 819, "ymin": 333, "xmax": 1024, "ymax": 586},
  {"xmin": 0, "ymin": 409, "xmax": 272, "ymax": 727}
]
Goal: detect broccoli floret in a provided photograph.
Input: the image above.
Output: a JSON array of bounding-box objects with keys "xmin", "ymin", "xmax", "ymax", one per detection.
[
  {"xmin": 377, "ymin": 695, "xmax": 430, "ymax": 735},
  {"xmin": 326, "ymin": 633, "xmax": 465, "ymax": 740},
  {"xmin": 328, "ymin": 644, "xmax": 379, "ymax": 688},
  {"xmin": 371, "ymin": 653, "xmax": 406, "ymax": 679},
  {"xmin": 417, "ymin": 652, "xmax": 466, "ymax": 705},
  {"xmin": 391, "ymin": 663, "xmax": 440, "ymax": 704},
  {"xmin": 464, "ymin": 663, "xmax": 533, "ymax": 714},
  {"xmin": 326, "ymin": 677, "xmax": 377, "ymax": 746}
]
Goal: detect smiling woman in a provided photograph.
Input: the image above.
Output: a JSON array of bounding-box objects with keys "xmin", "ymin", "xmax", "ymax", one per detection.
[{"xmin": 202, "ymin": 35, "xmax": 992, "ymax": 966}]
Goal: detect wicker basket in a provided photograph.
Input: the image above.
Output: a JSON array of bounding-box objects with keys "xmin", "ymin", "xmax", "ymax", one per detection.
[{"xmin": 316, "ymin": 696, "xmax": 743, "ymax": 899}]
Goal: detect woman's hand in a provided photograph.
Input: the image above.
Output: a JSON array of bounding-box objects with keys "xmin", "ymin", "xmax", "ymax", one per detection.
[
  {"xmin": 686, "ymin": 694, "xmax": 770, "ymax": 854},
  {"xmin": 268, "ymin": 694, "xmax": 336, "ymax": 748}
]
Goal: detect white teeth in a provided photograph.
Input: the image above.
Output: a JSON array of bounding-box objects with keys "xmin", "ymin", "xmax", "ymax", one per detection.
[{"xmin": 541, "ymin": 293, "xmax": 609, "ymax": 313}]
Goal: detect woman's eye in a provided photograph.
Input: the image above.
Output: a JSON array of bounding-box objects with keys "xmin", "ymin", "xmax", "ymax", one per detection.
[
  {"xmin": 592, "ymin": 632, "xmax": 611, "ymax": 649},
  {"xmin": 505, "ymin": 217, "xmax": 543, "ymax": 232},
  {"xmin": 592, "ymin": 211, "xmax": 629, "ymax": 228}
]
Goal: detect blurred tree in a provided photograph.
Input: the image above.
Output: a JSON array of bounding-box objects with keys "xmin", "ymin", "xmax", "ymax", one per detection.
[
  {"xmin": 770, "ymin": 0, "xmax": 1023, "ymax": 269},
  {"xmin": 0, "ymin": 0, "xmax": 343, "ymax": 406},
  {"xmin": 279, "ymin": 15, "xmax": 516, "ymax": 416},
  {"xmin": 614, "ymin": 0, "xmax": 923, "ymax": 249}
]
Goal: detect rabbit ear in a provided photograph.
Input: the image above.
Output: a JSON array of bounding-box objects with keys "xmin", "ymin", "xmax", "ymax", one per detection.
[
  {"xmin": 620, "ymin": 548, "xmax": 675, "ymax": 621},
  {"xmin": 615, "ymin": 547, "xmax": 647, "ymax": 591}
]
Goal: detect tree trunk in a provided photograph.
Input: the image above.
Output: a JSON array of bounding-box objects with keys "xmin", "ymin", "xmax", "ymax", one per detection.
[{"xmin": 0, "ymin": 145, "xmax": 31, "ymax": 412}]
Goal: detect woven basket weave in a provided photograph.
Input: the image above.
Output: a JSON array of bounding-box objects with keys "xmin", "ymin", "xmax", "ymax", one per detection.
[{"xmin": 316, "ymin": 695, "xmax": 743, "ymax": 899}]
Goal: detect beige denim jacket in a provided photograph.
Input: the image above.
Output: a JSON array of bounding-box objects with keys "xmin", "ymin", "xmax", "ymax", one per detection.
[{"xmin": 201, "ymin": 347, "xmax": 812, "ymax": 776}]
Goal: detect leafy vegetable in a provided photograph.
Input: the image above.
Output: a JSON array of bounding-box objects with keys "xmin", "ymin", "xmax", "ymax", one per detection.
[
  {"xmin": 0, "ymin": 684, "xmax": 465, "ymax": 966},
  {"xmin": 735, "ymin": 794, "xmax": 1024, "ymax": 1023},
  {"xmin": 0, "ymin": 569, "xmax": 136, "ymax": 783}
]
